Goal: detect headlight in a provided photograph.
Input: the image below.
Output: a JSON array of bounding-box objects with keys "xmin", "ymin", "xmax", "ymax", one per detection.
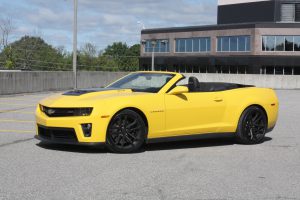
[
  {"xmin": 40, "ymin": 105, "xmax": 93, "ymax": 117},
  {"xmin": 74, "ymin": 108, "xmax": 93, "ymax": 116}
]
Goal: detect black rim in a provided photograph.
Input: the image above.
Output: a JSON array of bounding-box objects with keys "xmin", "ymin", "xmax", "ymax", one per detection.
[
  {"xmin": 108, "ymin": 113, "xmax": 142, "ymax": 148},
  {"xmin": 243, "ymin": 110, "xmax": 266, "ymax": 141}
]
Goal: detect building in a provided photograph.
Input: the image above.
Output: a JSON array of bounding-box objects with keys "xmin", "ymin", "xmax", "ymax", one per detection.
[{"xmin": 140, "ymin": 0, "xmax": 300, "ymax": 75}]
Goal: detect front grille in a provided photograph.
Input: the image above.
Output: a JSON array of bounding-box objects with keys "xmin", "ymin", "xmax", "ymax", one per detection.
[{"xmin": 38, "ymin": 125, "xmax": 78, "ymax": 143}]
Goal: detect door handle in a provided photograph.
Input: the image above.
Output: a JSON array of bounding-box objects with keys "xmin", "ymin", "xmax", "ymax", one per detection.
[{"xmin": 214, "ymin": 97, "xmax": 223, "ymax": 102}]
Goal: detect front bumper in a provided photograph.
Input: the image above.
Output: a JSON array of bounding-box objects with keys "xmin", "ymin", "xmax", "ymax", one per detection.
[
  {"xmin": 35, "ymin": 106, "xmax": 111, "ymax": 144},
  {"xmin": 34, "ymin": 135, "xmax": 104, "ymax": 146}
]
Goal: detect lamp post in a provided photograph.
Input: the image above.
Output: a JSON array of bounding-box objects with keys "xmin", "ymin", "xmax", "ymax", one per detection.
[
  {"xmin": 151, "ymin": 40, "xmax": 157, "ymax": 71},
  {"xmin": 72, "ymin": 0, "xmax": 78, "ymax": 89}
]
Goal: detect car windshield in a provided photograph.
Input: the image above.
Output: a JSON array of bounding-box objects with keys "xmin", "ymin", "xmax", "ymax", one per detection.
[{"xmin": 107, "ymin": 73, "xmax": 174, "ymax": 93}]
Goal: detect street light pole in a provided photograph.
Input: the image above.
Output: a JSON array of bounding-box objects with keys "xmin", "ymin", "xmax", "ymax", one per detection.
[
  {"xmin": 72, "ymin": 0, "xmax": 78, "ymax": 89},
  {"xmin": 151, "ymin": 49, "xmax": 154, "ymax": 71},
  {"xmin": 151, "ymin": 41, "xmax": 156, "ymax": 71}
]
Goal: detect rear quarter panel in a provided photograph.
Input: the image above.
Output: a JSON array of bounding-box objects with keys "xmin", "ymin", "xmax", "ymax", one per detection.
[{"xmin": 220, "ymin": 87, "xmax": 279, "ymax": 133}]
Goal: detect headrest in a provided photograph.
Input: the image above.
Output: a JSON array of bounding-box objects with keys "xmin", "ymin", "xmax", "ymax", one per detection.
[{"xmin": 188, "ymin": 76, "xmax": 199, "ymax": 92}]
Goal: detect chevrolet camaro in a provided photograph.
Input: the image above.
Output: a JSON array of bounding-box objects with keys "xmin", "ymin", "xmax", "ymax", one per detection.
[{"xmin": 35, "ymin": 71, "xmax": 279, "ymax": 153}]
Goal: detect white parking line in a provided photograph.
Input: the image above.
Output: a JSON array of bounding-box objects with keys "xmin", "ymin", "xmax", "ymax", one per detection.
[
  {"xmin": 0, "ymin": 119, "xmax": 34, "ymax": 123},
  {"xmin": 0, "ymin": 130, "xmax": 35, "ymax": 133},
  {"xmin": 0, "ymin": 110, "xmax": 34, "ymax": 114},
  {"xmin": 0, "ymin": 103, "xmax": 35, "ymax": 106}
]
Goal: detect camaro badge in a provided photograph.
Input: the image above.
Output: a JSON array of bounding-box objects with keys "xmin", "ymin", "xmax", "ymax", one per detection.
[{"xmin": 150, "ymin": 110, "xmax": 164, "ymax": 113}]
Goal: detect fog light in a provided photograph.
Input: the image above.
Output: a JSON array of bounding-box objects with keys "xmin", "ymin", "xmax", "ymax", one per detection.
[{"xmin": 81, "ymin": 123, "xmax": 92, "ymax": 137}]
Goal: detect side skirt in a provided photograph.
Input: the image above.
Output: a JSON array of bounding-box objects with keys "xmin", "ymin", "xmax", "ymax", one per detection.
[{"xmin": 146, "ymin": 132, "xmax": 235, "ymax": 144}]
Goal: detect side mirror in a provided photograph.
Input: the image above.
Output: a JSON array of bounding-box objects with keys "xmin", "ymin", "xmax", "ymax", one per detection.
[{"xmin": 168, "ymin": 86, "xmax": 189, "ymax": 95}]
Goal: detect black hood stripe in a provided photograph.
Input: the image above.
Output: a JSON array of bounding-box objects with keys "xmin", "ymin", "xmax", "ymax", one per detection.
[{"xmin": 63, "ymin": 88, "xmax": 120, "ymax": 96}]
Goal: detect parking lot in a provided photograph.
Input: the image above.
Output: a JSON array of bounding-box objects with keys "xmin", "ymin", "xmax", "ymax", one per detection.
[{"xmin": 0, "ymin": 90, "xmax": 299, "ymax": 200}]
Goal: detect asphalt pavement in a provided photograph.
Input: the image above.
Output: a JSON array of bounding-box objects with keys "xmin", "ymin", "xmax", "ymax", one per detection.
[{"xmin": 0, "ymin": 90, "xmax": 299, "ymax": 200}]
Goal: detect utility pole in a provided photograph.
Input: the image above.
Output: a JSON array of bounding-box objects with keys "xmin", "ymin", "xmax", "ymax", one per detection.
[
  {"xmin": 72, "ymin": 0, "xmax": 78, "ymax": 89},
  {"xmin": 151, "ymin": 41, "xmax": 156, "ymax": 71}
]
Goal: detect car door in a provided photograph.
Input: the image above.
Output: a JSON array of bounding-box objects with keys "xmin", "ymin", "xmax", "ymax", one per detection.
[{"xmin": 164, "ymin": 91, "xmax": 227, "ymax": 137}]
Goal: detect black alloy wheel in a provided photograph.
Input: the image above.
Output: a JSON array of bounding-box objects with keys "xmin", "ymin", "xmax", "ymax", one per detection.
[
  {"xmin": 106, "ymin": 109, "xmax": 146, "ymax": 153},
  {"xmin": 236, "ymin": 106, "xmax": 267, "ymax": 144}
]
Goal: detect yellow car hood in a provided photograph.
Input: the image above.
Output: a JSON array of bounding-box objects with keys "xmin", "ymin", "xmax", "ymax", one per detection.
[{"xmin": 39, "ymin": 88, "xmax": 136, "ymax": 107}]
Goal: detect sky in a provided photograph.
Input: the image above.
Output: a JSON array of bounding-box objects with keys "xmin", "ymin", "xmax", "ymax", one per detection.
[{"xmin": 0, "ymin": 0, "xmax": 217, "ymax": 51}]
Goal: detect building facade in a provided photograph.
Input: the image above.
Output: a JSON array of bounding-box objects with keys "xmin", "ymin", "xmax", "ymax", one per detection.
[{"xmin": 140, "ymin": 0, "xmax": 300, "ymax": 75}]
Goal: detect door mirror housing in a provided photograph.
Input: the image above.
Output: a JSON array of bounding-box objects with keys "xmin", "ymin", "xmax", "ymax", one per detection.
[{"xmin": 168, "ymin": 86, "xmax": 189, "ymax": 95}]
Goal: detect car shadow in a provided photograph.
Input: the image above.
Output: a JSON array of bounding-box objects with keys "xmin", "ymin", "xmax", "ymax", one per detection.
[
  {"xmin": 142, "ymin": 136, "xmax": 272, "ymax": 152},
  {"xmin": 36, "ymin": 142, "xmax": 107, "ymax": 154},
  {"xmin": 35, "ymin": 137, "xmax": 272, "ymax": 154}
]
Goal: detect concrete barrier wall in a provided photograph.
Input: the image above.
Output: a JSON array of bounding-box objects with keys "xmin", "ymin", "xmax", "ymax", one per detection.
[
  {"xmin": 182, "ymin": 73, "xmax": 300, "ymax": 89},
  {"xmin": 0, "ymin": 71, "xmax": 128, "ymax": 95},
  {"xmin": 0, "ymin": 71, "xmax": 299, "ymax": 95}
]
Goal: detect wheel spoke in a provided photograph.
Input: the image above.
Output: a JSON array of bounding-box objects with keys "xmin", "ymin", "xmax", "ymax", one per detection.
[
  {"xmin": 127, "ymin": 132, "xmax": 137, "ymax": 140},
  {"xmin": 122, "ymin": 115, "xmax": 128, "ymax": 126},
  {"xmin": 253, "ymin": 115, "xmax": 262, "ymax": 124},
  {"xmin": 126, "ymin": 119, "xmax": 137, "ymax": 128},
  {"xmin": 118, "ymin": 136, "xmax": 123, "ymax": 145},
  {"xmin": 114, "ymin": 135, "xmax": 122, "ymax": 144},
  {"xmin": 124, "ymin": 135, "xmax": 133, "ymax": 144},
  {"xmin": 128, "ymin": 126, "xmax": 140, "ymax": 132}
]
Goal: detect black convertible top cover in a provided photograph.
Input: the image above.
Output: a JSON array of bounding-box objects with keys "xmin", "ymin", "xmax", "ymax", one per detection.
[{"xmin": 188, "ymin": 77, "xmax": 254, "ymax": 92}]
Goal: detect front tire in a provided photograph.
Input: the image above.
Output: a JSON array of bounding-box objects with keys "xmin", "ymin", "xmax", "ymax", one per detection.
[
  {"xmin": 236, "ymin": 106, "xmax": 267, "ymax": 144},
  {"xmin": 106, "ymin": 109, "xmax": 146, "ymax": 153}
]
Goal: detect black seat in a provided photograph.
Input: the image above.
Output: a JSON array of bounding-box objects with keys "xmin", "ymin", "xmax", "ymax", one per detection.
[{"xmin": 188, "ymin": 77, "xmax": 200, "ymax": 92}]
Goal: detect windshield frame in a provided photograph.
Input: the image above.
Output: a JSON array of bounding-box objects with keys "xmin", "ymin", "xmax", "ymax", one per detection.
[{"xmin": 106, "ymin": 72, "xmax": 176, "ymax": 93}]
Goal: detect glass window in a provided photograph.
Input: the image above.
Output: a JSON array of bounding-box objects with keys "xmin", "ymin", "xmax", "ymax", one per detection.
[
  {"xmin": 266, "ymin": 36, "xmax": 275, "ymax": 51},
  {"xmin": 294, "ymin": 36, "xmax": 300, "ymax": 51},
  {"xmin": 218, "ymin": 36, "xmax": 250, "ymax": 52},
  {"xmin": 193, "ymin": 38, "xmax": 200, "ymax": 52},
  {"xmin": 262, "ymin": 35, "xmax": 300, "ymax": 52},
  {"xmin": 230, "ymin": 36, "xmax": 238, "ymax": 51},
  {"xmin": 154, "ymin": 41, "xmax": 160, "ymax": 52},
  {"xmin": 186, "ymin": 38, "xmax": 193, "ymax": 52},
  {"xmin": 175, "ymin": 37, "xmax": 210, "ymax": 53},
  {"xmin": 145, "ymin": 41, "xmax": 152, "ymax": 52},
  {"xmin": 161, "ymin": 42, "xmax": 166, "ymax": 52},
  {"xmin": 217, "ymin": 37, "xmax": 222, "ymax": 52},
  {"xmin": 200, "ymin": 38, "xmax": 207, "ymax": 52},
  {"xmin": 108, "ymin": 73, "xmax": 174, "ymax": 93},
  {"xmin": 222, "ymin": 37, "xmax": 230, "ymax": 52},
  {"xmin": 179, "ymin": 39, "xmax": 185, "ymax": 52},
  {"xmin": 238, "ymin": 36, "xmax": 246, "ymax": 51},
  {"xmin": 176, "ymin": 40, "xmax": 180, "ymax": 52},
  {"xmin": 285, "ymin": 36, "xmax": 294, "ymax": 51},
  {"xmin": 275, "ymin": 36, "xmax": 285, "ymax": 51},
  {"xmin": 262, "ymin": 36, "xmax": 267, "ymax": 51},
  {"xmin": 207, "ymin": 38, "xmax": 211, "ymax": 51},
  {"xmin": 144, "ymin": 39, "xmax": 169, "ymax": 53},
  {"xmin": 245, "ymin": 36, "xmax": 251, "ymax": 51}
]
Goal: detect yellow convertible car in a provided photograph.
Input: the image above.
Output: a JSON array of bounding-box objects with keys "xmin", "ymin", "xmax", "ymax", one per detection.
[{"xmin": 35, "ymin": 71, "xmax": 278, "ymax": 153}]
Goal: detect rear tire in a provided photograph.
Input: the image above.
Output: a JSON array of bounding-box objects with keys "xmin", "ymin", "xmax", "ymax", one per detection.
[
  {"xmin": 236, "ymin": 106, "xmax": 267, "ymax": 144},
  {"xmin": 106, "ymin": 109, "xmax": 146, "ymax": 153}
]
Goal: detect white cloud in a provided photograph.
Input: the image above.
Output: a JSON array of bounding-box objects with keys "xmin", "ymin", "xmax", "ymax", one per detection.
[{"xmin": 1, "ymin": 0, "xmax": 217, "ymax": 50}]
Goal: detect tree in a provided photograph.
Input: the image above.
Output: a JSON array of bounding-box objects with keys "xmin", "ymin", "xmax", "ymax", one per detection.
[
  {"xmin": 78, "ymin": 43, "xmax": 98, "ymax": 70},
  {"xmin": 81, "ymin": 42, "xmax": 97, "ymax": 57},
  {"xmin": 0, "ymin": 17, "xmax": 14, "ymax": 51},
  {"xmin": 0, "ymin": 36, "xmax": 68, "ymax": 70},
  {"xmin": 103, "ymin": 42, "xmax": 128, "ymax": 56},
  {"xmin": 101, "ymin": 42, "xmax": 140, "ymax": 71},
  {"xmin": 125, "ymin": 44, "xmax": 140, "ymax": 71}
]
